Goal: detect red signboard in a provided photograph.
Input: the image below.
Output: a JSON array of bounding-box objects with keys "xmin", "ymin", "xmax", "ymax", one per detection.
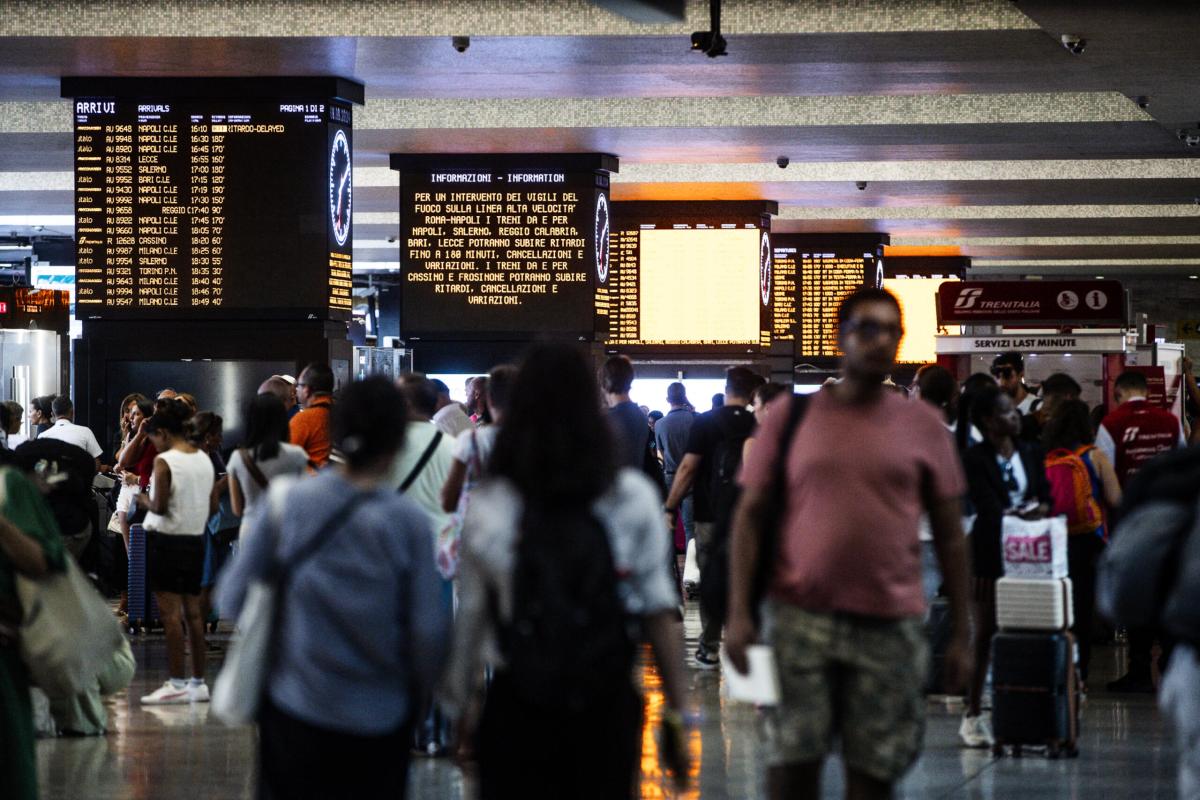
[
  {"xmin": 0, "ymin": 301, "xmax": 7, "ymax": 314},
  {"xmin": 936, "ymin": 281, "xmax": 1125, "ymax": 326}
]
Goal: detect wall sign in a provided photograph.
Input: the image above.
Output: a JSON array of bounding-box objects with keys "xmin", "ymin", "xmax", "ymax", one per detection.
[{"xmin": 937, "ymin": 280, "xmax": 1126, "ymax": 326}]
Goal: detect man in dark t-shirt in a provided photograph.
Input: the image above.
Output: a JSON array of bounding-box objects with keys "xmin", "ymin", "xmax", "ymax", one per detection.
[
  {"xmin": 663, "ymin": 366, "xmax": 763, "ymax": 667},
  {"xmin": 602, "ymin": 355, "xmax": 655, "ymax": 472}
]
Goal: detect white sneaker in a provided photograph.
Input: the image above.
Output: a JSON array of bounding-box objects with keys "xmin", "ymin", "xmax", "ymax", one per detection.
[
  {"xmin": 188, "ymin": 682, "xmax": 210, "ymax": 703},
  {"xmin": 959, "ymin": 713, "xmax": 995, "ymax": 748},
  {"xmin": 141, "ymin": 681, "xmax": 191, "ymax": 706}
]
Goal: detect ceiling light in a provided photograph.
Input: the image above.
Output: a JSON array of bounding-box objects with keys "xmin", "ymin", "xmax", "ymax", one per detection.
[{"xmin": 1190, "ymin": 275, "xmax": 1198, "ymax": 279}]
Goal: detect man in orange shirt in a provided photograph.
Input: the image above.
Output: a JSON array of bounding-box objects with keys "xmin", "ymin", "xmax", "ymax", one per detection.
[{"xmin": 289, "ymin": 363, "xmax": 335, "ymax": 468}]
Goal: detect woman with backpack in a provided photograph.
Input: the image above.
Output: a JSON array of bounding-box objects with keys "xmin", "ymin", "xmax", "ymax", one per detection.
[
  {"xmin": 959, "ymin": 385, "xmax": 1051, "ymax": 748},
  {"xmin": 1042, "ymin": 398, "xmax": 1121, "ymax": 684},
  {"xmin": 441, "ymin": 342, "xmax": 690, "ymax": 799}
]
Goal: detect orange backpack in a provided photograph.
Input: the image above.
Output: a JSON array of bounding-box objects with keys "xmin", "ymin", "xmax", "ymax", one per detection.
[{"xmin": 1045, "ymin": 446, "xmax": 1104, "ymax": 536}]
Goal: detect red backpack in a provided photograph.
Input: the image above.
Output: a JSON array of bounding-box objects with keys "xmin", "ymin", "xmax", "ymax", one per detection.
[{"xmin": 1045, "ymin": 446, "xmax": 1104, "ymax": 536}]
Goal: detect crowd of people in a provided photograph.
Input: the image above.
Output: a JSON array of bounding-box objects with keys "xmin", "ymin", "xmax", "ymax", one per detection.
[{"xmin": 2, "ymin": 285, "xmax": 1200, "ymax": 799}]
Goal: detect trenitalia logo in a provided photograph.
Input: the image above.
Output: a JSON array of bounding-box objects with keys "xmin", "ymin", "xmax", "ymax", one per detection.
[
  {"xmin": 952, "ymin": 287, "xmax": 1040, "ymax": 312},
  {"xmin": 954, "ymin": 288, "xmax": 984, "ymax": 309}
]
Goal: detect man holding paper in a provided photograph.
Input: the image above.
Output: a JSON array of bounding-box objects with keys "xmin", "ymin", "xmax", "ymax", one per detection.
[{"xmin": 726, "ymin": 287, "xmax": 974, "ymax": 800}]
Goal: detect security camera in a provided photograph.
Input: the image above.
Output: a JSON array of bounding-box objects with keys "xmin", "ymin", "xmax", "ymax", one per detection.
[
  {"xmin": 776, "ymin": 156, "xmax": 789, "ymax": 169},
  {"xmin": 451, "ymin": 36, "xmax": 470, "ymax": 53},
  {"xmin": 1186, "ymin": 135, "xmax": 1200, "ymax": 148},
  {"xmin": 1060, "ymin": 34, "xmax": 1086, "ymax": 55},
  {"xmin": 1135, "ymin": 96, "xmax": 1150, "ymax": 110},
  {"xmin": 386, "ymin": 235, "xmax": 397, "ymax": 243},
  {"xmin": 855, "ymin": 181, "xmax": 868, "ymax": 191},
  {"xmin": 690, "ymin": 30, "xmax": 727, "ymax": 57}
]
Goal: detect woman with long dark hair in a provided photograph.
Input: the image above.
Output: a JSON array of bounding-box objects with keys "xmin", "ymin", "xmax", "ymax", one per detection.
[
  {"xmin": 959, "ymin": 385, "xmax": 1051, "ymax": 748},
  {"xmin": 1042, "ymin": 398, "xmax": 1121, "ymax": 683},
  {"xmin": 217, "ymin": 377, "xmax": 450, "ymax": 799},
  {"xmin": 226, "ymin": 394, "xmax": 308, "ymax": 529},
  {"xmin": 442, "ymin": 342, "xmax": 689, "ymax": 799}
]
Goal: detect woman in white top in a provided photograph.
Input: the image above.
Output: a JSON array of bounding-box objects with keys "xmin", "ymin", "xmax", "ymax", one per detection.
[
  {"xmin": 134, "ymin": 399, "xmax": 217, "ymax": 706},
  {"xmin": 226, "ymin": 393, "xmax": 309, "ymax": 528}
]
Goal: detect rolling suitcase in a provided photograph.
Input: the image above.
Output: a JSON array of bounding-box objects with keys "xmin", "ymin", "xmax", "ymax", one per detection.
[
  {"xmin": 990, "ymin": 631, "xmax": 1080, "ymax": 758},
  {"xmin": 127, "ymin": 523, "xmax": 160, "ymax": 634},
  {"xmin": 996, "ymin": 577, "xmax": 1074, "ymax": 631}
]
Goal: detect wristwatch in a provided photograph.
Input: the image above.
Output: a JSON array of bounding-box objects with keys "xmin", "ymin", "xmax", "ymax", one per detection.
[{"xmin": 663, "ymin": 504, "xmax": 677, "ymax": 515}]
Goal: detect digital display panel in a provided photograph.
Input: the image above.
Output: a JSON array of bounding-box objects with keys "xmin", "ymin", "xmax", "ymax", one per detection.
[
  {"xmin": 394, "ymin": 155, "xmax": 612, "ymax": 340},
  {"xmin": 72, "ymin": 97, "xmax": 353, "ymax": 319},
  {"xmin": 772, "ymin": 234, "xmax": 887, "ymax": 359},
  {"xmin": 887, "ymin": 277, "xmax": 961, "ymax": 364},
  {"xmin": 598, "ymin": 202, "xmax": 774, "ymax": 351}
]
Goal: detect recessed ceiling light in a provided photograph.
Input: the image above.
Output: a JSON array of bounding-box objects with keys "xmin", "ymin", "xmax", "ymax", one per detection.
[
  {"xmin": 1190, "ymin": 275, "xmax": 1198, "ymax": 279},
  {"xmin": 1095, "ymin": 275, "xmax": 1104, "ymax": 279}
]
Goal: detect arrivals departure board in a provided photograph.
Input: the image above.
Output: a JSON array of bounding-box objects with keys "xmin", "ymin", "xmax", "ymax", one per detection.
[
  {"xmin": 71, "ymin": 91, "xmax": 355, "ymax": 319},
  {"xmin": 772, "ymin": 233, "xmax": 887, "ymax": 359},
  {"xmin": 393, "ymin": 154, "xmax": 613, "ymax": 340},
  {"xmin": 598, "ymin": 202, "xmax": 775, "ymax": 352}
]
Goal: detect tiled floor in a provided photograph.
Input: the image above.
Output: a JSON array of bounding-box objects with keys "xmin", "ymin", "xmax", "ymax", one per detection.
[{"xmin": 38, "ymin": 605, "xmax": 1181, "ymax": 799}]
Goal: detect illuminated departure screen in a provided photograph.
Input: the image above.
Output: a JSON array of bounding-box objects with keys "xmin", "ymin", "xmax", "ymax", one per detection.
[
  {"xmin": 72, "ymin": 98, "xmax": 353, "ymax": 319},
  {"xmin": 599, "ymin": 203, "xmax": 774, "ymax": 351},
  {"xmin": 887, "ymin": 276, "xmax": 961, "ymax": 364},
  {"xmin": 395, "ymin": 157, "xmax": 609, "ymax": 339},
  {"xmin": 772, "ymin": 234, "xmax": 886, "ymax": 359}
]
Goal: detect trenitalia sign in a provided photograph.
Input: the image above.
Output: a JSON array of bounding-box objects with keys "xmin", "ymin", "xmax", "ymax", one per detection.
[{"xmin": 936, "ymin": 281, "xmax": 1126, "ymax": 326}]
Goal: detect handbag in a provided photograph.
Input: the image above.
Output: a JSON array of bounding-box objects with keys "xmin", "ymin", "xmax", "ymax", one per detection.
[
  {"xmin": 16, "ymin": 554, "xmax": 126, "ymax": 699},
  {"xmin": 211, "ymin": 480, "xmax": 359, "ymax": 725}
]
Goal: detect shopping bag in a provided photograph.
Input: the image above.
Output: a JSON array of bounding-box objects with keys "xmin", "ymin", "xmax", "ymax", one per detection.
[
  {"xmin": 16, "ymin": 554, "xmax": 126, "ymax": 699},
  {"xmin": 1001, "ymin": 515, "xmax": 1068, "ymax": 578}
]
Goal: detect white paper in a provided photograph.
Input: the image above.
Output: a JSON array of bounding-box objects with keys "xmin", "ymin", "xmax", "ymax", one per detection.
[{"xmin": 720, "ymin": 645, "xmax": 781, "ymax": 706}]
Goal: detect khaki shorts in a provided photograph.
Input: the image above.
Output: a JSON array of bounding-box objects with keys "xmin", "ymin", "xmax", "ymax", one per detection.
[{"xmin": 764, "ymin": 604, "xmax": 929, "ymax": 783}]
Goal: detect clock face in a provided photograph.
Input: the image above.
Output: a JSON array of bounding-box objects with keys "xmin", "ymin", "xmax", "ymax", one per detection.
[
  {"xmin": 329, "ymin": 129, "xmax": 352, "ymax": 247},
  {"xmin": 594, "ymin": 193, "xmax": 610, "ymax": 284},
  {"xmin": 760, "ymin": 231, "xmax": 772, "ymax": 306}
]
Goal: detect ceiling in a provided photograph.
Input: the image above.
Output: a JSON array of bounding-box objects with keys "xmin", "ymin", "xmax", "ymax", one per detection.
[{"xmin": 2, "ymin": 0, "xmax": 1200, "ymax": 278}]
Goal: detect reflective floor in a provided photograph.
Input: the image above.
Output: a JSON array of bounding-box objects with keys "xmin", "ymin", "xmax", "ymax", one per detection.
[{"xmin": 38, "ymin": 604, "xmax": 1180, "ymax": 799}]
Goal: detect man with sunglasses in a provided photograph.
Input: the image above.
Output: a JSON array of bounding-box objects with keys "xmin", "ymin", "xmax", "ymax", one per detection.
[
  {"xmin": 726, "ymin": 287, "xmax": 974, "ymax": 800},
  {"xmin": 991, "ymin": 352, "xmax": 1041, "ymax": 416}
]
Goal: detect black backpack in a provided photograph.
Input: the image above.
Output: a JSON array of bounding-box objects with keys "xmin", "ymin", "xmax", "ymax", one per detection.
[
  {"xmin": 12, "ymin": 438, "xmax": 97, "ymax": 537},
  {"xmin": 706, "ymin": 407, "xmax": 755, "ymax": 522},
  {"xmin": 700, "ymin": 395, "xmax": 810, "ymax": 626},
  {"xmin": 496, "ymin": 503, "xmax": 635, "ymax": 714}
]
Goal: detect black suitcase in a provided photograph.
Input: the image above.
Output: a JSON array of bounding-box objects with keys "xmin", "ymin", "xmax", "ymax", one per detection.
[{"xmin": 990, "ymin": 631, "xmax": 1080, "ymax": 758}]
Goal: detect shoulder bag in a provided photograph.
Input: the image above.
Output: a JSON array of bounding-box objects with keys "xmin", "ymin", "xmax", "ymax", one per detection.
[{"xmin": 211, "ymin": 480, "xmax": 360, "ymax": 725}]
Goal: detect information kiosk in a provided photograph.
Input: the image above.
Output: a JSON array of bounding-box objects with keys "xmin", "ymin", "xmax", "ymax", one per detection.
[{"xmin": 934, "ymin": 280, "xmax": 1133, "ymax": 411}]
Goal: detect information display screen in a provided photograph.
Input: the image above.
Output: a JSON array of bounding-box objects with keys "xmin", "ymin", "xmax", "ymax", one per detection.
[
  {"xmin": 887, "ymin": 277, "xmax": 960, "ymax": 364},
  {"xmin": 72, "ymin": 98, "xmax": 353, "ymax": 319},
  {"xmin": 772, "ymin": 234, "xmax": 886, "ymax": 359},
  {"xmin": 396, "ymin": 157, "xmax": 609, "ymax": 340},
  {"xmin": 598, "ymin": 203, "xmax": 774, "ymax": 351}
]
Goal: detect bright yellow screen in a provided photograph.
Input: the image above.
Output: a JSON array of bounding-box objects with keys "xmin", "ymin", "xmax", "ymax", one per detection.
[
  {"xmin": 888, "ymin": 277, "xmax": 961, "ymax": 364},
  {"xmin": 638, "ymin": 228, "xmax": 761, "ymax": 344}
]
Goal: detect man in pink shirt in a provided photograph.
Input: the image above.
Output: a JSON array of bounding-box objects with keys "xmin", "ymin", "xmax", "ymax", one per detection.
[{"xmin": 726, "ymin": 287, "xmax": 973, "ymax": 800}]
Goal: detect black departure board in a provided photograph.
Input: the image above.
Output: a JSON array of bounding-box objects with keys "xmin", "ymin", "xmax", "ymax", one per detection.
[
  {"xmin": 69, "ymin": 86, "xmax": 356, "ymax": 320},
  {"xmin": 772, "ymin": 233, "xmax": 887, "ymax": 359},
  {"xmin": 598, "ymin": 202, "xmax": 775, "ymax": 352},
  {"xmin": 393, "ymin": 154, "xmax": 614, "ymax": 340}
]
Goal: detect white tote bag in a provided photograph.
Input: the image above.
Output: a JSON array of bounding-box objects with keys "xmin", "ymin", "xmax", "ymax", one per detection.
[
  {"xmin": 211, "ymin": 479, "xmax": 295, "ymax": 726},
  {"xmin": 1001, "ymin": 514, "xmax": 1068, "ymax": 579},
  {"xmin": 212, "ymin": 479, "xmax": 356, "ymax": 726}
]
